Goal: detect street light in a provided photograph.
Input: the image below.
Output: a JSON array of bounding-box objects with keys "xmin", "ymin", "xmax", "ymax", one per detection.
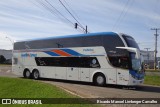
[
  {"xmin": 5, "ymin": 36, "xmax": 14, "ymax": 49},
  {"xmin": 5, "ymin": 36, "xmax": 14, "ymax": 66}
]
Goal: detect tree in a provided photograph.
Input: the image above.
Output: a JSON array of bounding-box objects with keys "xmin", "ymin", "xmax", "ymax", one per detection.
[{"xmin": 0, "ymin": 55, "xmax": 6, "ymax": 63}]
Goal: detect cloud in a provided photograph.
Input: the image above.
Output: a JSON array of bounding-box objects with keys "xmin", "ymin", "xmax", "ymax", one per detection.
[
  {"xmin": 0, "ymin": 0, "xmax": 160, "ymax": 56},
  {"xmin": 0, "ymin": 32, "xmax": 13, "ymax": 49}
]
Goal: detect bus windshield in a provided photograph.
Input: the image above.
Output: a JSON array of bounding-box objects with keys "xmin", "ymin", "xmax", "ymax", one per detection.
[
  {"xmin": 130, "ymin": 53, "xmax": 142, "ymax": 72},
  {"xmin": 122, "ymin": 35, "xmax": 140, "ymax": 49}
]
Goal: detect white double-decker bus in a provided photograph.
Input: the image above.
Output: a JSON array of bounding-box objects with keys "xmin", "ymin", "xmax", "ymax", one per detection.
[{"xmin": 12, "ymin": 32, "xmax": 144, "ymax": 86}]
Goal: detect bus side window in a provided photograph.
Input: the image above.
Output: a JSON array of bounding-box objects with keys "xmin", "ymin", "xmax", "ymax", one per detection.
[
  {"xmin": 109, "ymin": 56, "xmax": 129, "ymax": 69},
  {"xmin": 79, "ymin": 57, "xmax": 100, "ymax": 68},
  {"xmin": 119, "ymin": 57, "xmax": 129, "ymax": 69},
  {"xmin": 80, "ymin": 57, "xmax": 90, "ymax": 68},
  {"xmin": 67, "ymin": 57, "xmax": 80, "ymax": 67},
  {"xmin": 90, "ymin": 57, "xmax": 100, "ymax": 68}
]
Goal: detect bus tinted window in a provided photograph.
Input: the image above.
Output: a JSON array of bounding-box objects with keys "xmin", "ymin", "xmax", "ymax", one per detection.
[
  {"xmin": 80, "ymin": 57, "xmax": 100, "ymax": 68},
  {"xmin": 14, "ymin": 32, "xmax": 118, "ymax": 50},
  {"xmin": 67, "ymin": 57, "xmax": 80, "ymax": 67},
  {"xmin": 109, "ymin": 56, "xmax": 131, "ymax": 69},
  {"xmin": 35, "ymin": 57, "xmax": 100, "ymax": 68},
  {"xmin": 122, "ymin": 35, "xmax": 140, "ymax": 49},
  {"xmin": 102, "ymin": 35, "xmax": 128, "ymax": 56}
]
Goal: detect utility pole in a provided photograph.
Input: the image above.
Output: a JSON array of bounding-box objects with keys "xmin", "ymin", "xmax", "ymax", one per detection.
[
  {"xmin": 144, "ymin": 48, "xmax": 150, "ymax": 69},
  {"xmin": 151, "ymin": 28, "xmax": 160, "ymax": 70}
]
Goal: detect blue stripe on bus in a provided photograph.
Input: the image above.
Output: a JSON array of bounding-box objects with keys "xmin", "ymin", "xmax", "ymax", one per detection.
[
  {"xmin": 129, "ymin": 70, "xmax": 144, "ymax": 80},
  {"xmin": 44, "ymin": 49, "xmax": 105, "ymax": 56},
  {"xmin": 44, "ymin": 51, "xmax": 60, "ymax": 56},
  {"xmin": 61, "ymin": 49, "xmax": 83, "ymax": 56}
]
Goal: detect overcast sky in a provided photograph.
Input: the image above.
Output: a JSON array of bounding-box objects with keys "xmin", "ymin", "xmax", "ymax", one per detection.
[{"xmin": 0, "ymin": 0, "xmax": 160, "ymax": 56}]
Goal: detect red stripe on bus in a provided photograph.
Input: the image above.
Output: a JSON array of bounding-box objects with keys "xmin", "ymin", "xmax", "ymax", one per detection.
[{"xmin": 52, "ymin": 50, "xmax": 71, "ymax": 56}]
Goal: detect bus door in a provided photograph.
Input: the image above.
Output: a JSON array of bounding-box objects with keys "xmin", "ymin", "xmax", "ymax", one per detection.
[
  {"xmin": 116, "ymin": 69, "xmax": 129, "ymax": 85},
  {"xmin": 116, "ymin": 57, "xmax": 130, "ymax": 85},
  {"xmin": 80, "ymin": 68, "xmax": 90, "ymax": 82}
]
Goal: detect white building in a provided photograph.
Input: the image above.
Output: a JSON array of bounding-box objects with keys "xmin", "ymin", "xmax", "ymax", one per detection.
[{"xmin": 140, "ymin": 50, "xmax": 154, "ymax": 69}]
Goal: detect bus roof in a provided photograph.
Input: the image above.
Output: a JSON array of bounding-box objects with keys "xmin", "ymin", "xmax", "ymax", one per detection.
[{"xmin": 18, "ymin": 32, "xmax": 118, "ymax": 42}]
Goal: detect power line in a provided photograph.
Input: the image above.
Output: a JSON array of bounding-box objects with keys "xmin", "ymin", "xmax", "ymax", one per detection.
[
  {"xmin": 35, "ymin": 0, "xmax": 68, "ymax": 23},
  {"xmin": 34, "ymin": 0, "xmax": 85, "ymax": 33},
  {"xmin": 34, "ymin": 0, "xmax": 84, "ymax": 33},
  {"xmin": 62, "ymin": 0, "xmax": 92, "ymax": 32},
  {"xmin": 44, "ymin": 0, "xmax": 74, "ymax": 25},
  {"xmin": 58, "ymin": 0, "xmax": 88, "ymax": 33},
  {"xmin": 36, "ymin": 0, "xmax": 61, "ymax": 19},
  {"xmin": 59, "ymin": 0, "xmax": 84, "ymax": 29},
  {"xmin": 62, "ymin": 0, "xmax": 84, "ymax": 25},
  {"xmin": 36, "ymin": 0, "xmax": 76, "ymax": 29},
  {"xmin": 112, "ymin": 0, "xmax": 134, "ymax": 31},
  {"xmin": 118, "ymin": 0, "xmax": 135, "ymax": 28}
]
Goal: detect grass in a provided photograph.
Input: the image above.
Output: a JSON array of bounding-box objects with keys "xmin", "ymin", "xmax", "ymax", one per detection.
[
  {"xmin": 144, "ymin": 75, "xmax": 160, "ymax": 86},
  {"xmin": 145, "ymin": 69, "xmax": 160, "ymax": 72},
  {"xmin": 0, "ymin": 77, "xmax": 98, "ymax": 107}
]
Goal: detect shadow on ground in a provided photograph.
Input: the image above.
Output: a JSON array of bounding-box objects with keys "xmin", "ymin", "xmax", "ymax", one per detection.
[{"xmin": 20, "ymin": 77, "xmax": 160, "ymax": 94}]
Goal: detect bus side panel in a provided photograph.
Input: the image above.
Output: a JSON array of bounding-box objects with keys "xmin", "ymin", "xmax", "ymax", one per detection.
[
  {"xmin": 12, "ymin": 52, "xmax": 24, "ymax": 76},
  {"xmin": 40, "ymin": 66, "xmax": 55, "ymax": 78},
  {"xmin": 22, "ymin": 53, "xmax": 38, "ymax": 74},
  {"xmin": 67, "ymin": 67, "xmax": 79, "ymax": 81},
  {"xmin": 104, "ymin": 68, "xmax": 117, "ymax": 84},
  {"xmin": 98, "ymin": 56, "xmax": 117, "ymax": 84},
  {"xmin": 80, "ymin": 68, "xmax": 90, "ymax": 82},
  {"xmin": 55, "ymin": 67, "xmax": 67, "ymax": 79},
  {"xmin": 13, "ymin": 52, "xmax": 40, "ymax": 77},
  {"xmin": 116, "ymin": 69, "xmax": 129, "ymax": 85}
]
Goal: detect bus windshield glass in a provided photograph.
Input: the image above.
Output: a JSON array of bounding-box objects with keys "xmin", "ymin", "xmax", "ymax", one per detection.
[
  {"xmin": 122, "ymin": 35, "xmax": 140, "ymax": 49},
  {"xmin": 130, "ymin": 53, "xmax": 142, "ymax": 72}
]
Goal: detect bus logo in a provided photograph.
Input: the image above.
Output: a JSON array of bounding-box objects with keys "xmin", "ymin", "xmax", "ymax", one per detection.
[
  {"xmin": 83, "ymin": 49, "xmax": 94, "ymax": 51},
  {"xmin": 21, "ymin": 53, "xmax": 37, "ymax": 58}
]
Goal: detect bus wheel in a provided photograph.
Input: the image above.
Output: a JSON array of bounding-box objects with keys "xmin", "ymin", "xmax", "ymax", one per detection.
[
  {"xmin": 24, "ymin": 69, "xmax": 31, "ymax": 79},
  {"xmin": 32, "ymin": 70, "xmax": 39, "ymax": 80},
  {"xmin": 94, "ymin": 73, "xmax": 106, "ymax": 86}
]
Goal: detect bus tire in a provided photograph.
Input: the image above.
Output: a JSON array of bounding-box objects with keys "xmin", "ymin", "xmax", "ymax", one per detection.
[
  {"xmin": 32, "ymin": 69, "xmax": 40, "ymax": 80},
  {"xmin": 94, "ymin": 73, "xmax": 106, "ymax": 86},
  {"xmin": 23, "ymin": 69, "xmax": 31, "ymax": 79}
]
